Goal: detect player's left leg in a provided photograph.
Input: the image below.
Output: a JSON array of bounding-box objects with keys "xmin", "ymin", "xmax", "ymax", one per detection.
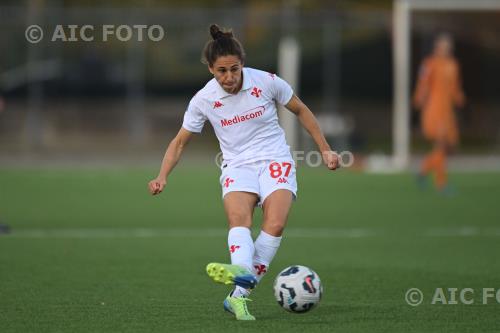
[
  {"xmin": 252, "ymin": 189, "xmax": 293, "ymax": 283},
  {"xmin": 433, "ymin": 126, "xmax": 457, "ymax": 192},
  {"xmin": 251, "ymin": 159, "xmax": 297, "ymax": 282},
  {"xmin": 436, "ymin": 125, "xmax": 459, "ymax": 194}
]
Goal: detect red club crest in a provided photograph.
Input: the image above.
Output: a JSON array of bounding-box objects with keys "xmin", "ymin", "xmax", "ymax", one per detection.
[
  {"xmin": 229, "ymin": 245, "xmax": 240, "ymax": 253},
  {"xmin": 251, "ymin": 87, "xmax": 262, "ymax": 98},
  {"xmin": 254, "ymin": 264, "xmax": 267, "ymax": 275},
  {"xmin": 224, "ymin": 177, "xmax": 234, "ymax": 188}
]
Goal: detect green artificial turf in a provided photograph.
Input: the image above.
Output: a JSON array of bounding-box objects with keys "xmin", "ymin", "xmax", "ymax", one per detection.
[{"xmin": 1, "ymin": 167, "xmax": 499, "ymax": 332}]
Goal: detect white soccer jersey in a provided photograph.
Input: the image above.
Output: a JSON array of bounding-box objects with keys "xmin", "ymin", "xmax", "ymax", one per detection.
[{"xmin": 182, "ymin": 67, "xmax": 294, "ymax": 168}]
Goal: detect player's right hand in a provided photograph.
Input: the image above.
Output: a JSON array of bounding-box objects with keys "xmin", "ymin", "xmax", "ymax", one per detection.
[{"xmin": 148, "ymin": 177, "xmax": 166, "ymax": 195}]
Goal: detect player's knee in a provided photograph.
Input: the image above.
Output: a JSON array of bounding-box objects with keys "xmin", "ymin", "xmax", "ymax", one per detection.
[
  {"xmin": 226, "ymin": 211, "xmax": 252, "ymax": 228},
  {"xmin": 263, "ymin": 218, "xmax": 286, "ymax": 236}
]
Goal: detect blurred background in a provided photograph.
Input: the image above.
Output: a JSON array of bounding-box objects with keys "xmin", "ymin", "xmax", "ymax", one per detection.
[
  {"xmin": 0, "ymin": 0, "xmax": 499, "ymax": 169},
  {"xmin": 1, "ymin": 2, "xmax": 500, "ymax": 331}
]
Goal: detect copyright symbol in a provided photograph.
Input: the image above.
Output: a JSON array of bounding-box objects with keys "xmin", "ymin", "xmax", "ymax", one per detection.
[
  {"xmin": 214, "ymin": 152, "xmax": 223, "ymax": 168},
  {"xmin": 25, "ymin": 25, "xmax": 43, "ymax": 44},
  {"xmin": 405, "ymin": 288, "xmax": 423, "ymax": 306}
]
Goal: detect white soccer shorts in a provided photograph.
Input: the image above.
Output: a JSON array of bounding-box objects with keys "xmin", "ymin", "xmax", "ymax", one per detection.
[{"xmin": 220, "ymin": 159, "xmax": 297, "ymax": 206}]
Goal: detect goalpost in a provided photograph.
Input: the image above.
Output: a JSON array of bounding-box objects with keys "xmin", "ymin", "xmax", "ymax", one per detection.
[
  {"xmin": 278, "ymin": 37, "xmax": 301, "ymax": 153},
  {"xmin": 392, "ymin": 0, "xmax": 500, "ymax": 170}
]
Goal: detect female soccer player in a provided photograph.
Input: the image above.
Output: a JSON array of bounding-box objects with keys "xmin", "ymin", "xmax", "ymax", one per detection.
[
  {"xmin": 413, "ymin": 33, "xmax": 465, "ymax": 192},
  {"xmin": 148, "ymin": 24, "xmax": 339, "ymax": 320}
]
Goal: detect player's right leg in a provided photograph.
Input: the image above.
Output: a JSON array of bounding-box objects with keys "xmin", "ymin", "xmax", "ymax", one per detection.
[
  {"xmin": 206, "ymin": 191, "xmax": 259, "ymax": 289},
  {"xmin": 206, "ymin": 170, "xmax": 260, "ymax": 319},
  {"xmin": 206, "ymin": 262, "xmax": 257, "ymax": 289}
]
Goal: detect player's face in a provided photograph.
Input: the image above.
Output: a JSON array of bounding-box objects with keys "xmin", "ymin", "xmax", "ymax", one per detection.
[
  {"xmin": 434, "ymin": 38, "xmax": 452, "ymax": 57},
  {"xmin": 209, "ymin": 55, "xmax": 243, "ymax": 94}
]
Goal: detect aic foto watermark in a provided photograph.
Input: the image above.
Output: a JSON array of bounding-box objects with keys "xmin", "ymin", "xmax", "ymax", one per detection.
[
  {"xmin": 214, "ymin": 151, "xmax": 354, "ymax": 169},
  {"xmin": 405, "ymin": 287, "xmax": 500, "ymax": 306},
  {"xmin": 25, "ymin": 24, "xmax": 165, "ymax": 44}
]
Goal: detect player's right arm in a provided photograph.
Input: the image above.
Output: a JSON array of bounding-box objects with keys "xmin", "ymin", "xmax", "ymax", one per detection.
[
  {"xmin": 413, "ymin": 58, "xmax": 432, "ymax": 110},
  {"xmin": 148, "ymin": 127, "xmax": 194, "ymax": 195}
]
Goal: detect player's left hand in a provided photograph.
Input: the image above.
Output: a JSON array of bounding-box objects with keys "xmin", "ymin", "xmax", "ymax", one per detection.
[
  {"xmin": 322, "ymin": 151, "xmax": 340, "ymax": 171},
  {"xmin": 148, "ymin": 177, "xmax": 167, "ymax": 195}
]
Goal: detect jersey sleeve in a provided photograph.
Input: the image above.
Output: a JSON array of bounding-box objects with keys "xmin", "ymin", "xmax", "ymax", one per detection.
[
  {"xmin": 271, "ymin": 74, "xmax": 294, "ymax": 106},
  {"xmin": 182, "ymin": 98, "xmax": 207, "ymax": 133}
]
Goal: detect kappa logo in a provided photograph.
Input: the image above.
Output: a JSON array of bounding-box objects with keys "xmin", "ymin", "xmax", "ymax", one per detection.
[
  {"xmin": 229, "ymin": 245, "xmax": 240, "ymax": 253},
  {"xmin": 224, "ymin": 177, "xmax": 234, "ymax": 188},
  {"xmin": 254, "ymin": 264, "xmax": 267, "ymax": 275},
  {"xmin": 213, "ymin": 101, "xmax": 223, "ymax": 109},
  {"xmin": 277, "ymin": 177, "xmax": 288, "ymax": 184},
  {"xmin": 251, "ymin": 87, "xmax": 262, "ymax": 98},
  {"xmin": 268, "ymin": 73, "xmax": 275, "ymax": 80}
]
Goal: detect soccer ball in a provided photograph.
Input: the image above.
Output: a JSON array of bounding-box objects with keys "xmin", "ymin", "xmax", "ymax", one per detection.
[{"xmin": 273, "ymin": 265, "xmax": 323, "ymax": 313}]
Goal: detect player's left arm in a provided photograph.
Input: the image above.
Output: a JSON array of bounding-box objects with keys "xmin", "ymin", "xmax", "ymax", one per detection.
[{"xmin": 285, "ymin": 95, "xmax": 340, "ymax": 170}]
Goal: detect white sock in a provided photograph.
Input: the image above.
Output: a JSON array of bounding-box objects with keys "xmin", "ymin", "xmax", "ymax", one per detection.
[
  {"xmin": 231, "ymin": 286, "xmax": 250, "ymax": 298},
  {"xmin": 252, "ymin": 230, "xmax": 282, "ymax": 282},
  {"xmin": 228, "ymin": 226, "xmax": 255, "ymax": 274}
]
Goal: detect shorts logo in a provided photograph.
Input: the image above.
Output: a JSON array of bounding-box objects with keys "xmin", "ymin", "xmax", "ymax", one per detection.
[
  {"xmin": 229, "ymin": 245, "xmax": 240, "ymax": 253},
  {"xmin": 277, "ymin": 177, "xmax": 289, "ymax": 184},
  {"xmin": 213, "ymin": 101, "xmax": 223, "ymax": 109},
  {"xmin": 251, "ymin": 87, "xmax": 262, "ymax": 98},
  {"xmin": 254, "ymin": 264, "xmax": 267, "ymax": 275},
  {"xmin": 224, "ymin": 177, "xmax": 234, "ymax": 188}
]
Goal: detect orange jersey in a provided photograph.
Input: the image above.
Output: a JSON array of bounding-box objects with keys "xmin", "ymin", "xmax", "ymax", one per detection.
[{"xmin": 413, "ymin": 56, "xmax": 465, "ymax": 145}]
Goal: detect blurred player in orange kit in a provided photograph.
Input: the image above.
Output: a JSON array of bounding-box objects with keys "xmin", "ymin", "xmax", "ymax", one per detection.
[{"xmin": 413, "ymin": 33, "xmax": 466, "ymax": 192}]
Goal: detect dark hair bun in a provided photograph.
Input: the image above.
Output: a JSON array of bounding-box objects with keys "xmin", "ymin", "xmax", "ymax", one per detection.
[
  {"xmin": 202, "ymin": 24, "xmax": 245, "ymax": 66},
  {"xmin": 210, "ymin": 24, "xmax": 233, "ymax": 40}
]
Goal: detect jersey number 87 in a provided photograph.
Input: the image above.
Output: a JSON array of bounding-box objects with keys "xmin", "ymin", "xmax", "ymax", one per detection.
[{"xmin": 269, "ymin": 162, "xmax": 292, "ymax": 178}]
